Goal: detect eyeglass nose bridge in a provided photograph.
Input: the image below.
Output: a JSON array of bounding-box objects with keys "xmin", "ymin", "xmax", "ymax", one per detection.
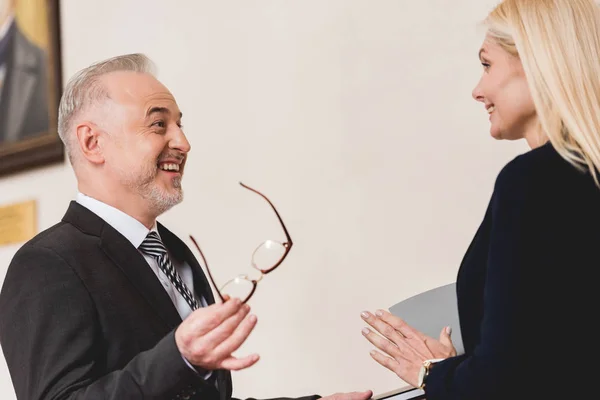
[{"xmin": 254, "ymin": 271, "xmax": 266, "ymax": 283}]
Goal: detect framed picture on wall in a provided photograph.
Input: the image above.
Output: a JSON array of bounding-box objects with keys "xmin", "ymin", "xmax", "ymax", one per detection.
[{"xmin": 0, "ymin": 0, "xmax": 63, "ymax": 177}]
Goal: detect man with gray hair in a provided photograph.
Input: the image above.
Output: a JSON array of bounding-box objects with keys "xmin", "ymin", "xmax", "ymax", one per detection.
[{"xmin": 0, "ymin": 53, "xmax": 372, "ymax": 400}]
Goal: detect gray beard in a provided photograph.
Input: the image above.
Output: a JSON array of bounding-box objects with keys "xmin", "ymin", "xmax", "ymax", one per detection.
[
  {"xmin": 140, "ymin": 176, "xmax": 183, "ymax": 216},
  {"xmin": 122, "ymin": 165, "xmax": 184, "ymax": 216}
]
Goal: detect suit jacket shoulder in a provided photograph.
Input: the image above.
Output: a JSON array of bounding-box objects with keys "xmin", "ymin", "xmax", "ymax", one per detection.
[{"xmin": 0, "ymin": 203, "xmax": 215, "ymax": 400}]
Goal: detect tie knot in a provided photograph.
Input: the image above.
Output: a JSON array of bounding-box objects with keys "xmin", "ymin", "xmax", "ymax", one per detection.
[{"xmin": 139, "ymin": 231, "xmax": 167, "ymax": 258}]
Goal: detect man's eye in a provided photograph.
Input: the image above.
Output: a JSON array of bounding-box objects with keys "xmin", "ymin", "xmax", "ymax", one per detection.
[{"xmin": 152, "ymin": 120, "xmax": 166, "ymax": 128}]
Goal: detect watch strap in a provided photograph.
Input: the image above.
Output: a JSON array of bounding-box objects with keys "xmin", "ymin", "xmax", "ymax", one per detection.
[{"xmin": 418, "ymin": 358, "xmax": 445, "ymax": 389}]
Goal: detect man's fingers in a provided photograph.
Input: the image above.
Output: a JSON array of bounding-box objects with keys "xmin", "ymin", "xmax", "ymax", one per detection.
[
  {"xmin": 212, "ymin": 313, "xmax": 258, "ymax": 359},
  {"xmin": 175, "ymin": 299, "xmax": 247, "ymax": 363},
  {"xmin": 356, "ymin": 390, "xmax": 374, "ymax": 400},
  {"xmin": 218, "ymin": 353, "xmax": 260, "ymax": 371},
  {"xmin": 188, "ymin": 297, "xmax": 245, "ymax": 335},
  {"xmin": 200, "ymin": 303, "xmax": 251, "ymax": 348},
  {"xmin": 342, "ymin": 391, "xmax": 373, "ymax": 400},
  {"xmin": 323, "ymin": 391, "xmax": 373, "ymax": 400}
]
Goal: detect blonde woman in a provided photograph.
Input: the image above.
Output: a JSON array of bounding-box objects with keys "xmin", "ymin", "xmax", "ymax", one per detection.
[{"xmin": 361, "ymin": 0, "xmax": 598, "ymax": 398}]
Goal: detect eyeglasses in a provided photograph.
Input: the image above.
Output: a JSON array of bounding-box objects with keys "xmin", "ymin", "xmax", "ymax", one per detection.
[{"xmin": 189, "ymin": 182, "xmax": 293, "ymax": 304}]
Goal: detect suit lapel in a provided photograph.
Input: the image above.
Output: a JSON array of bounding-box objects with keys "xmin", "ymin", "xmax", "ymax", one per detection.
[
  {"xmin": 157, "ymin": 225, "xmax": 233, "ymax": 397},
  {"xmin": 157, "ymin": 223, "xmax": 216, "ymax": 305},
  {"xmin": 63, "ymin": 202, "xmax": 233, "ymax": 395},
  {"xmin": 62, "ymin": 202, "xmax": 182, "ymax": 330},
  {"xmin": 100, "ymin": 227, "xmax": 183, "ymax": 330}
]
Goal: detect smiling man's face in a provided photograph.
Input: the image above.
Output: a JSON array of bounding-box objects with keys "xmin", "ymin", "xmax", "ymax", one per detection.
[{"xmin": 96, "ymin": 70, "xmax": 191, "ymax": 217}]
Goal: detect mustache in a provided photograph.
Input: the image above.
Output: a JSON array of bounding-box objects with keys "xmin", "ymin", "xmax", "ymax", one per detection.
[{"xmin": 157, "ymin": 152, "xmax": 186, "ymax": 163}]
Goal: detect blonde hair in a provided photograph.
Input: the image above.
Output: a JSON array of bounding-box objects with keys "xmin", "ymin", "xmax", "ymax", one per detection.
[
  {"xmin": 57, "ymin": 53, "xmax": 156, "ymax": 165},
  {"xmin": 485, "ymin": 0, "xmax": 600, "ymax": 186}
]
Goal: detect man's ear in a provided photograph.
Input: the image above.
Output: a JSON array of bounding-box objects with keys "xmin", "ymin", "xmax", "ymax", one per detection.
[{"xmin": 76, "ymin": 122, "xmax": 105, "ymax": 165}]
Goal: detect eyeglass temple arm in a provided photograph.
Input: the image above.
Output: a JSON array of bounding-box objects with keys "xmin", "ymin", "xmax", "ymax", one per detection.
[
  {"xmin": 239, "ymin": 182, "xmax": 293, "ymax": 246},
  {"xmin": 189, "ymin": 235, "xmax": 225, "ymax": 303}
]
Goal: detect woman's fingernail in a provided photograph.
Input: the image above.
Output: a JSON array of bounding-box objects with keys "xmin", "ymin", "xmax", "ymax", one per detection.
[
  {"xmin": 375, "ymin": 309, "xmax": 384, "ymax": 317},
  {"xmin": 446, "ymin": 326, "xmax": 452, "ymax": 335},
  {"xmin": 362, "ymin": 328, "xmax": 371, "ymax": 335},
  {"xmin": 370, "ymin": 350, "xmax": 377, "ymax": 357},
  {"xmin": 361, "ymin": 311, "xmax": 371, "ymax": 319}
]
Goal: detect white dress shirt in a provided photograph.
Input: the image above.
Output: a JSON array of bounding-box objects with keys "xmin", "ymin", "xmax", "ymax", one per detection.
[{"xmin": 75, "ymin": 192, "xmax": 212, "ymax": 378}]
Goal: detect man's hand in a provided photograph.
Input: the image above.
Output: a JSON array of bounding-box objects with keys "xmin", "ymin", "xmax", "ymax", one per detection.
[
  {"xmin": 320, "ymin": 390, "xmax": 373, "ymax": 400},
  {"xmin": 175, "ymin": 297, "xmax": 259, "ymax": 371}
]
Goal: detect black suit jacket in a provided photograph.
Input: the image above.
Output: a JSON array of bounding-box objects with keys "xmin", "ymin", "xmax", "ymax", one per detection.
[
  {"xmin": 0, "ymin": 202, "xmax": 320, "ymax": 400},
  {"xmin": 423, "ymin": 143, "xmax": 598, "ymax": 399}
]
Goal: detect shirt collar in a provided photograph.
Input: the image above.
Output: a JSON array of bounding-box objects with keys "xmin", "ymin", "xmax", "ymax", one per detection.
[{"xmin": 75, "ymin": 192, "xmax": 158, "ymax": 248}]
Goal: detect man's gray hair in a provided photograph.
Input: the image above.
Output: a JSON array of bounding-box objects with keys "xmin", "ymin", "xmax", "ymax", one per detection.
[{"xmin": 57, "ymin": 53, "xmax": 156, "ymax": 164}]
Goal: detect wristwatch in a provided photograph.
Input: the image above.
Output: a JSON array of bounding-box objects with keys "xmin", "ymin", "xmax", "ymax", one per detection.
[{"xmin": 417, "ymin": 358, "xmax": 445, "ymax": 389}]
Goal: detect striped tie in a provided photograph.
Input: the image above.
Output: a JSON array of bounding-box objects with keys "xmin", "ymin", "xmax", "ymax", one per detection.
[{"xmin": 139, "ymin": 231, "xmax": 199, "ymax": 311}]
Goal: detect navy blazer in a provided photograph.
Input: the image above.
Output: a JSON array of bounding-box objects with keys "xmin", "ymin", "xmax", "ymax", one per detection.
[{"xmin": 424, "ymin": 142, "xmax": 598, "ymax": 399}]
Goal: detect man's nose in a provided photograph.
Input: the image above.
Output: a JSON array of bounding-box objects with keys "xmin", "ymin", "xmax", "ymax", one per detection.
[{"xmin": 169, "ymin": 127, "xmax": 191, "ymax": 154}]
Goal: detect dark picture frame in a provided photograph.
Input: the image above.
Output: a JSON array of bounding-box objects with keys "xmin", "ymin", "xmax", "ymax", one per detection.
[{"xmin": 0, "ymin": 0, "xmax": 64, "ymax": 177}]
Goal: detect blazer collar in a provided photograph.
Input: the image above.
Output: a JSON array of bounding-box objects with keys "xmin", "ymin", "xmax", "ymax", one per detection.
[
  {"xmin": 157, "ymin": 223, "xmax": 216, "ymax": 306},
  {"xmin": 62, "ymin": 202, "xmax": 229, "ymax": 389},
  {"xmin": 62, "ymin": 201, "xmax": 217, "ymax": 309}
]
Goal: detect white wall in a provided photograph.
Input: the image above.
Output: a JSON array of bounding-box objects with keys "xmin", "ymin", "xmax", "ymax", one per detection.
[{"xmin": 0, "ymin": 0, "xmax": 529, "ymax": 399}]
